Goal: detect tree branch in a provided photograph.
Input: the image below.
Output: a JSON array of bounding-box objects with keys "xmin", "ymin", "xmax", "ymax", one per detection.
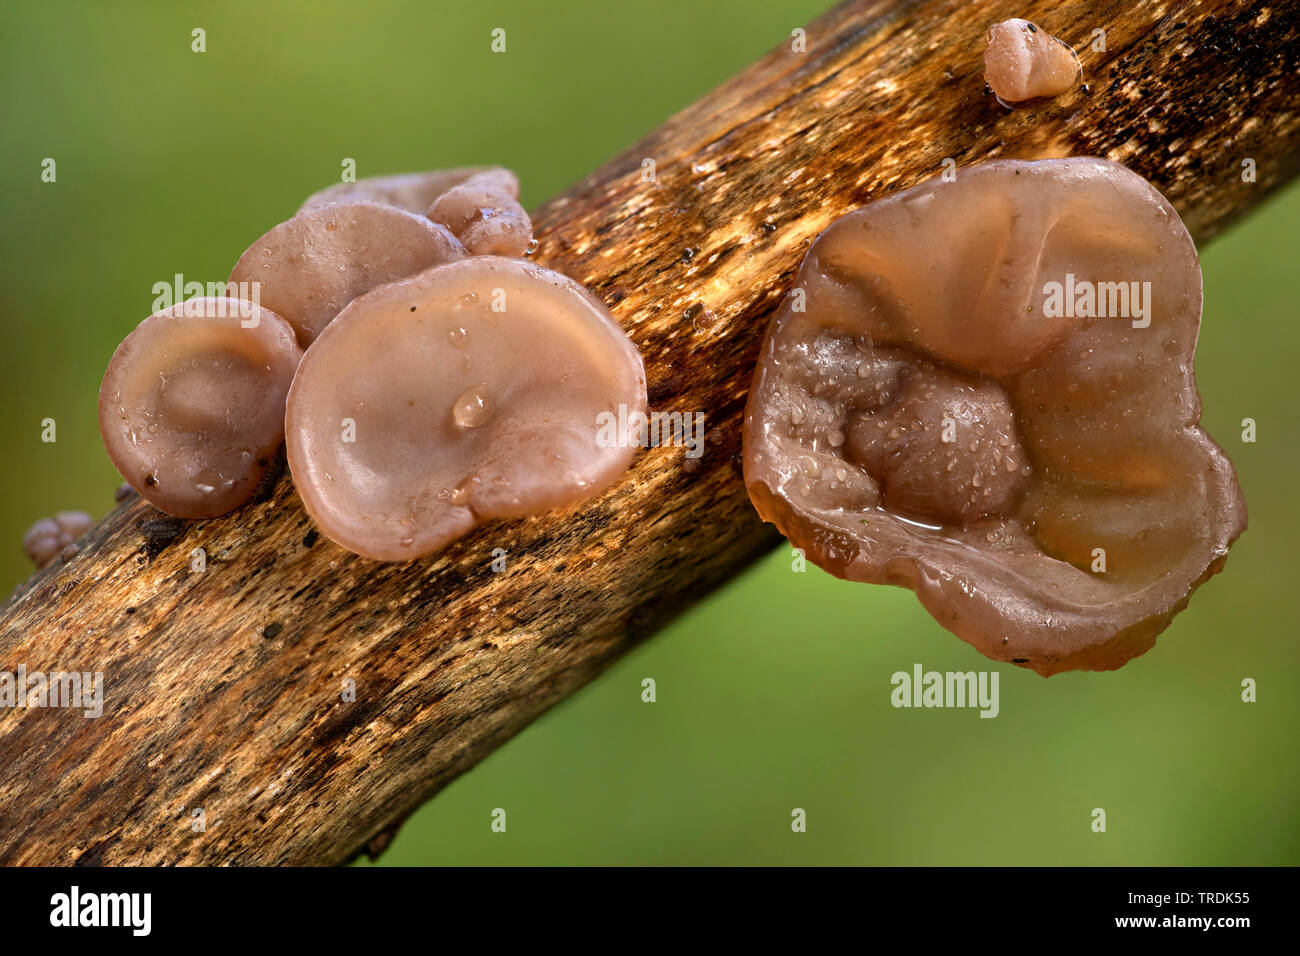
[{"xmin": 1, "ymin": 0, "xmax": 1296, "ymax": 865}]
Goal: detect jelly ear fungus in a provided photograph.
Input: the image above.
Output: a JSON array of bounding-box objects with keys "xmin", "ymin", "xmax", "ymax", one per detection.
[
  {"xmin": 98, "ymin": 297, "xmax": 303, "ymax": 519},
  {"xmin": 742, "ymin": 157, "xmax": 1245, "ymax": 676},
  {"xmin": 285, "ymin": 257, "xmax": 646, "ymax": 562},
  {"xmin": 983, "ymin": 18, "xmax": 1080, "ymax": 105},
  {"xmin": 229, "ymin": 201, "xmax": 466, "ymax": 348}
]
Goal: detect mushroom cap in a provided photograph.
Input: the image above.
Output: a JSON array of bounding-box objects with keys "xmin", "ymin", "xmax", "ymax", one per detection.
[
  {"xmin": 297, "ymin": 166, "xmax": 500, "ymax": 214},
  {"xmin": 229, "ymin": 201, "xmax": 467, "ymax": 348},
  {"xmin": 99, "ymin": 297, "xmax": 303, "ymax": 519},
  {"xmin": 742, "ymin": 157, "xmax": 1246, "ymax": 676},
  {"xmin": 286, "ymin": 256, "xmax": 646, "ymax": 561},
  {"xmin": 983, "ymin": 19, "xmax": 1080, "ymax": 104},
  {"xmin": 427, "ymin": 169, "xmax": 533, "ymax": 257}
]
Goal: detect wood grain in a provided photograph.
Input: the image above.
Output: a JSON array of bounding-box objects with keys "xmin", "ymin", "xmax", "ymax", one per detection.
[{"xmin": 1, "ymin": 0, "xmax": 1296, "ymax": 865}]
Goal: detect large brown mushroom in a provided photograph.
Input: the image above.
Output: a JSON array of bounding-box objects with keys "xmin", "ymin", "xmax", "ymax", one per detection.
[
  {"xmin": 99, "ymin": 297, "xmax": 303, "ymax": 519},
  {"xmin": 742, "ymin": 157, "xmax": 1246, "ymax": 676},
  {"xmin": 229, "ymin": 201, "xmax": 466, "ymax": 348},
  {"xmin": 286, "ymin": 256, "xmax": 646, "ymax": 561}
]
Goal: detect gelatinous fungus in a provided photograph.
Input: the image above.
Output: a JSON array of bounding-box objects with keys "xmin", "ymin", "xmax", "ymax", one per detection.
[
  {"xmin": 99, "ymin": 297, "xmax": 303, "ymax": 519},
  {"xmin": 297, "ymin": 166, "xmax": 490, "ymax": 215},
  {"xmin": 229, "ymin": 201, "xmax": 466, "ymax": 347},
  {"xmin": 984, "ymin": 18, "xmax": 1080, "ymax": 104},
  {"xmin": 286, "ymin": 257, "xmax": 646, "ymax": 561},
  {"xmin": 427, "ymin": 168, "xmax": 534, "ymax": 257},
  {"xmin": 742, "ymin": 157, "xmax": 1245, "ymax": 675},
  {"xmin": 23, "ymin": 511, "xmax": 93, "ymax": 567}
]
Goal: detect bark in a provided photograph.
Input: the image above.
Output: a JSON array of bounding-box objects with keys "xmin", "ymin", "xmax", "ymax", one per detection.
[{"xmin": 1, "ymin": 0, "xmax": 1296, "ymax": 865}]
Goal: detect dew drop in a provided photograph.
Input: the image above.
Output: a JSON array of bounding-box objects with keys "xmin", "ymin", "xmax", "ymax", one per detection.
[
  {"xmin": 447, "ymin": 326, "xmax": 470, "ymax": 348},
  {"xmin": 453, "ymin": 386, "xmax": 492, "ymax": 428}
]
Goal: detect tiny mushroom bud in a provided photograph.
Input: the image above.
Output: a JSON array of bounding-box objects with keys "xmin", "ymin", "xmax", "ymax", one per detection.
[
  {"xmin": 99, "ymin": 297, "xmax": 303, "ymax": 519},
  {"xmin": 427, "ymin": 168, "xmax": 534, "ymax": 257},
  {"xmin": 23, "ymin": 511, "xmax": 93, "ymax": 568},
  {"xmin": 298, "ymin": 166, "xmax": 492, "ymax": 214},
  {"xmin": 286, "ymin": 257, "xmax": 646, "ymax": 561},
  {"xmin": 742, "ymin": 157, "xmax": 1246, "ymax": 676},
  {"xmin": 984, "ymin": 18, "xmax": 1080, "ymax": 104},
  {"xmin": 229, "ymin": 201, "xmax": 466, "ymax": 348}
]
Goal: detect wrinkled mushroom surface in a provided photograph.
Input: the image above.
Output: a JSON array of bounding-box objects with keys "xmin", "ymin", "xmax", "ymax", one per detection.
[
  {"xmin": 230, "ymin": 201, "xmax": 466, "ymax": 348},
  {"xmin": 99, "ymin": 297, "xmax": 303, "ymax": 519},
  {"xmin": 983, "ymin": 18, "xmax": 1080, "ymax": 104},
  {"xmin": 743, "ymin": 158, "xmax": 1245, "ymax": 675},
  {"xmin": 297, "ymin": 166, "xmax": 490, "ymax": 214},
  {"xmin": 286, "ymin": 257, "xmax": 646, "ymax": 561},
  {"xmin": 427, "ymin": 168, "xmax": 533, "ymax": 257}
]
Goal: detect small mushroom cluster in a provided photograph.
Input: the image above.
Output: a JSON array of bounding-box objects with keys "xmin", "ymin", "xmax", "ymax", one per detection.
[
  {"xmin": 983, "ymin": 18, "xmax": 1080, "ymax": 105},
  {"xmin": 98, "ymin": 167, "xmax": 645, "ymax": 561},
  {"xmin": 743, "ymin": 158, "xmax": 1246, "ymax": 675}
]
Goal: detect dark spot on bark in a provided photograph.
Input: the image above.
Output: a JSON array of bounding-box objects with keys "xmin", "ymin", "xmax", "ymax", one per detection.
[
  {"xmin": 303, "ymin": 530, "xmax": 320, "ymax": 549},
  {"xmin": 365, "ymin": 820, "xmax": 404, "ymax": 860},
  {"xmin": 251, "ymin": 447, "xmax": 287, "ymax": 505},
  {"xmin": 648, "ymin": 371, "xmax": 686, "ymax": 404},
  {"xmin": 1011, "ymin": 657, "xmax": 1029, "ymax": 663},
  {"xmin": 761, "ymin": 221, "xmax": 777, "ymax": 235},
  {"xmin": 681, "ymin": 247, "xmax": 697, "ymax": 263},
  {"xmin": 140, "ymin": 514, "xmax": 186, "ymax": 559},
  {"xmin": 72, "ymin": 840, "xmax": 110, "ymax": 866},
  {"xmin": 263, "ymin": 622, "xmax": 283, "ymax": 640}
]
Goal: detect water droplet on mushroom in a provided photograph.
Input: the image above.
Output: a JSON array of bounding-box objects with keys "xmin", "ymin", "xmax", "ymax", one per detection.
[
  {"xmin": 447, "ymin": 326, "xmax": 470, "ymax": 348},
  {"xmin": 453, "ymin": 386, "xmax": 492, "ymax": 428}
]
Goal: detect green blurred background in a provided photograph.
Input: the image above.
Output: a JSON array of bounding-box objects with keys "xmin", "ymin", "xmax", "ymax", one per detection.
[{"xmin": 1, "ymin": 1, "xmax": 1294, "ymax": 865}]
